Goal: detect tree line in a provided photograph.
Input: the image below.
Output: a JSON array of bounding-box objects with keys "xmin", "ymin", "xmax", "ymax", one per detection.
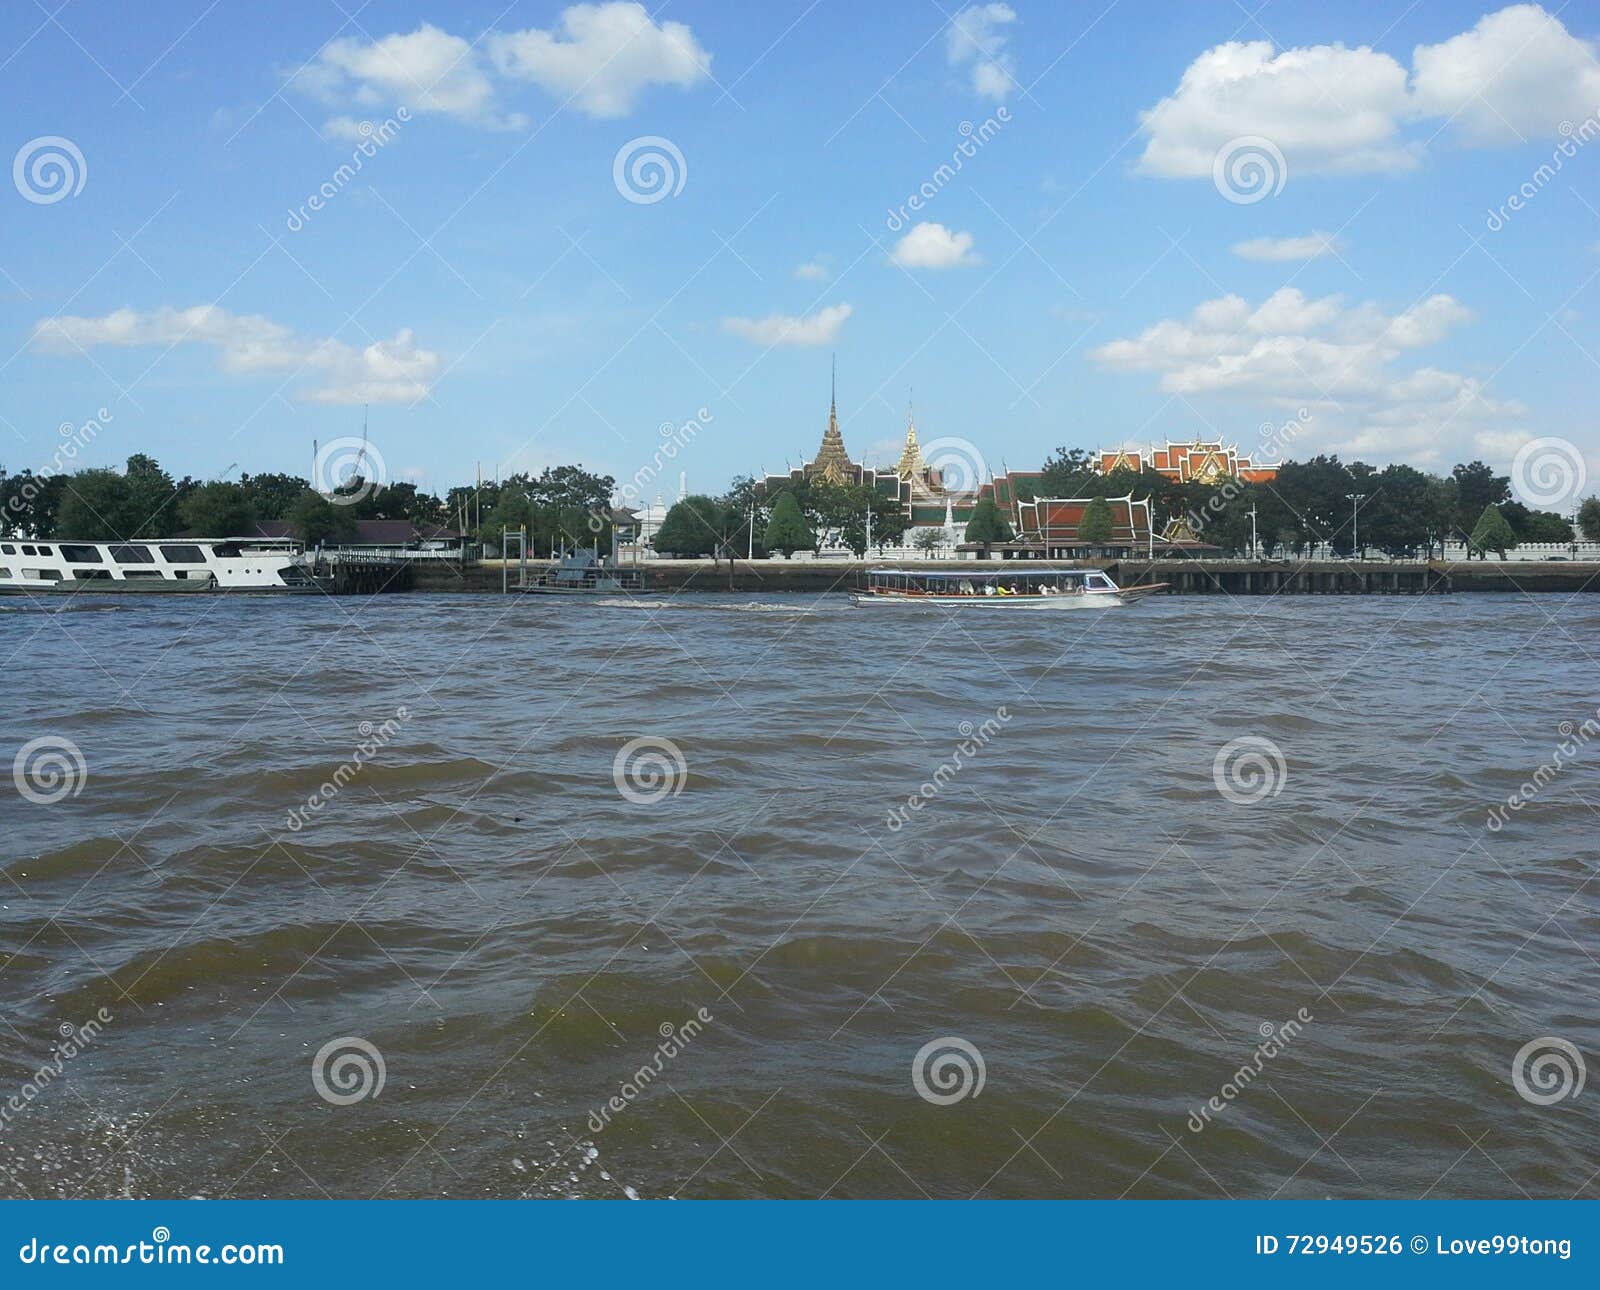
[
  {"xmin": 649, "ymin": 452, "xmax": 1599, "ymax": 561},
  {"xmin": 1, "ymin": 455, "xmax": 616, "ymax": 556}
]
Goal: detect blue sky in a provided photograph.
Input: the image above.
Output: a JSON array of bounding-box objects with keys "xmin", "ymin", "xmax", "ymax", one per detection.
[{"xmin": 2, "ymin": 0, "xmax": 1598, "ymax": 503}]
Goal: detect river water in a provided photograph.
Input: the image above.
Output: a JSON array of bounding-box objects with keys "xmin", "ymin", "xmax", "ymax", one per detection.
[{"xmin": 1, "ymin": 590, "xmax": 1596, "ymax": 1199}]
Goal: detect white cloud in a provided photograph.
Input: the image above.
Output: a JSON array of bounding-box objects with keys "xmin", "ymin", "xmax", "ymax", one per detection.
[
  {"xmin": 722, "ymin": 303, "xmax": 852, "ymax": 348},
  {"xmin": 1410, "ymin": 4, "xmax": 1600, "ymax": 143},
  {"xmin": 890, "ymin": 222, "xmax": 979, "ymax": 269},
  {"xmin": 1138, "ymin": 4, "xmax": 1600, "ymax": 177},
  {"xmin": 1138, "ymin": 39, "xmax": 1416, "ymax": 176},
  {"xmin": 946, "ymin": 4, "xmax": 1017, "ymax": 100},
  {"xmin": 321, "ymin": 115, "xmax": 380, "ymax": 142},
  {"xmin": 293, "ymin": 4, "xmax": 711, "ymax": 129},
  {"xmin": 31, "ymin": 306, "xmax": 440, "ymax": 404},
  {"xmin": 794, "ymin": 259, "xmax": 830, "ymax": 281},
  {"xmin": 1232, "ymin": 232, "xmax": 1340, "ymax": 261},
  {"xmin": 1091, "ymin": 287, "xmax": 1522, "ymax": 464},
  {"xmin": 488, "ymin": 2, "xmax": 710, "ymax": 118},
  {"xmin": 297, "ymin": 24, "xmax": 526, "ymax": 130}
]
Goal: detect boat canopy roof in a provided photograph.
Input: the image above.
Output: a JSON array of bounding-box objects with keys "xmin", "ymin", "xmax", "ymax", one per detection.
[{"xmin": 867, "ymin": 567, "xmax": 1091, "ymax": 580}]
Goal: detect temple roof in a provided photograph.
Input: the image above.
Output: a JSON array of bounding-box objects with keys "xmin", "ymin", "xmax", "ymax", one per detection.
[
  {"xmin": 808, "ymin": 363, "xmax": 855, "ymax": 485},
  {"xmin": 895, "ymin": 415, "xmax": 926, "ymax": 480}
]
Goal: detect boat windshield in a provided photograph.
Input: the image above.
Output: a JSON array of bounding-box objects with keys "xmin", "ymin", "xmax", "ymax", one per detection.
[{"xmin": 865, "ymin": 569, "xmax": 1106, "ymax": 596}]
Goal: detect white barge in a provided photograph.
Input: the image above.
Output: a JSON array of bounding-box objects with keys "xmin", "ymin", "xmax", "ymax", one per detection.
[
  {"xmin": 849, "ymin": 567, "xmax": 1167, "ymax": 609},
  {"xmin": 0, "ymin": 538, "xmax": 323, "ymax": 594}
]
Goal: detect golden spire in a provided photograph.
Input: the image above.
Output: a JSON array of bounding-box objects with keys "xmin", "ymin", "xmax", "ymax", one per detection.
[
  {"xmin": 895, "ymin": 400, "xmax": 926, "ymax": 481},
  {"xmin": 809, "ymin": 355, "xmax": 854, "ymax": 484}
]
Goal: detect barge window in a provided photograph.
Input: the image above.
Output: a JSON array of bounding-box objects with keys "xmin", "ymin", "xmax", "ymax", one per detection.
[
  {"xmin": 159, "ymin": 544, "xmax": 206, "ymax": 564},
  {"xmin": 71, "ymin": 569, "xmax": 113, "ymax": 580},
  {"xmin": 0, "ymin": 544, "xmax": 13, "ymax": 554},
  {"xmin": 0, "ymin": 567, "xmax": 8, "ymax": 577},
  {"xmin": 24, "ymin": 569, "xmax": 62, "ymax": 580},
  {"xmin": 121, "ymin": 570, "xmax": 162, "ymax": 578},
  {"xmin": 111, "ymin": 544, "xmax": 155, "ymax": 563},
  {"xmin": 61, "ymin": 544, "xmax": 103, "ymax": 563},
  {"xmin": 21, "ymin": 544, "xmax": 37, "ymax": 555}
]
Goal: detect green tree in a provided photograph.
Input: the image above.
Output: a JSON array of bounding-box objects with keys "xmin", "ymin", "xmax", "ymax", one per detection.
[
  {"xmin": 122, "ymin": 453, "xmax": 180, "ymax": 537},
  {"xmin": 179, "ymin": 481, "xmax": 256, "ymax": 536},
  {"xmin": 963, "ymin": 497, "xmax": 1013, "ymax": 544},
  {"xmin": 763, "ymin": 491, "xmax": 814, "ymax": 557},
  {"xmin": 1501, "ymin": 503, "xmax": 1573, "ymax": 544},
  {"xmin": 911, "ymin": 528, "xmax": 944, "ymax": 551},
  {"xmin": 653, "ymin": 495, "xmax": 734, "ymax": 558},
  {"xmin": 1579, "ymin": 497, "xmax": 1600, "ymax": 542},
  {"xmin": 287, "ymin": 488, "xmax": 357, "ymax": 547},
  {"xmin": 238, "ymin": 472, "xmax": 308, "ymax": 520},
  {"xmin": 1077, "ymin": 494, "xmax": 1114, "ymax": 545},
  {"xmin": 1452, "ymin": 461, "xmax": 1510, "ymax": 540},
  {"xmin": 1037, "ymin": 446, "xmax": 1097, "ymax": 497},
  {"xmin": 1, "ymin": 469, "xmax": 68, "ymax": 537},
  {"xmin": 54, "ymin": 469, "xmax": 135, "ymax": 540},
  {"xmin": 1469, "ymin": 504, "xmax": 1518, "ymax": 560}
]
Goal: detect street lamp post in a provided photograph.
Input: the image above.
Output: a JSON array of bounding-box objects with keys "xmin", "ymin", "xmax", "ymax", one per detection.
[
  {"xmin": 1345, "ymin": 493, "xmax": 1367, "ymax": 560},
  {"xmin": 1248, "ymin": 502, "xmax": 1258, "ymax": 561}
]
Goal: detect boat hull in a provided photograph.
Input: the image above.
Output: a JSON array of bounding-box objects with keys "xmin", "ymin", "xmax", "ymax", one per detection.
[{"xmin": 850, "ymin": 592, "xmax": 1123, "ymax": 608}]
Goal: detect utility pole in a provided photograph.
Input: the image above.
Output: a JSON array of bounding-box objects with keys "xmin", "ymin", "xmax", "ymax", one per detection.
[
  {"xmin": 1346, "ymin": 492, "xmax": 1367, "ymax": 559},
  {"xmin": 1248, "ymin": 502, "xmax": 1258, "ymax": 561}
]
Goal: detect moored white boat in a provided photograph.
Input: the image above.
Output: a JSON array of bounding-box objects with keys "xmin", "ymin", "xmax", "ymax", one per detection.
[
  {"xmin": 0, "ymin": 538, "xmax": 323, "ymax": 594},
  {"xmin": 849, "ymin": 567, "xmax": 1166, "ymax": 608}
]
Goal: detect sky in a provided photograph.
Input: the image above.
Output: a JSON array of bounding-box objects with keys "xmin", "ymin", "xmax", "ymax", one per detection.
[{"xmin": 2, "ymin": 0, "xmax": 1598, "ymax": 507}]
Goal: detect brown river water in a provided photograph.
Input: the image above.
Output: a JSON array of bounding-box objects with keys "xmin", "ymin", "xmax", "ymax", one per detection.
[{"xmin": 1, "ymin": 590, "xmax": 1596, "ymax": 1199}]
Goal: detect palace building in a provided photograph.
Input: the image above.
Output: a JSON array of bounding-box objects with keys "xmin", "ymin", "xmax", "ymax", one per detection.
[{"xmin": 1095, "ymin": 438, "xmax": 1278, "ymax": 483}]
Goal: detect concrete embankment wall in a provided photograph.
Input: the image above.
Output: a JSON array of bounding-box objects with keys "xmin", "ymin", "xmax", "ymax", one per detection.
[{"xmin": 412, "ymin": 559, "xmax": 1600, "ymax": 595}]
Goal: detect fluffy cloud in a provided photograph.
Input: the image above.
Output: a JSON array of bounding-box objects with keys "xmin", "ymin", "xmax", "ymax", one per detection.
[
  {"xmin": 1138, "ymin": 4, "xmax": 1600, "ymax": 177},
  {"xmin": 31, "ymin": 306, "xmax": 440, "ymax": 404},
  {"xmin": 722, "ymin": 303, "xmax": 852, "ymax": 348},
  {"xmin": 1138, "ymin": 40, "xmax": 1416, "ymax": 176},
  {"xmin": 488, "ymin": 2, "xmax": 710, "ymax": 118},
  {"xmin": 794, "ymin": 260, "xmax": 830, "ymax": 281},
  {"xmin": 293, "ymin": 4, "xmax": 710, "ymax": 128},
  {"xmin": 1411, "ymin": 4, "xmax": 1600, "ymax": 143},
  {"xmin": 946, "ymin": 3, "xmax": 1017, "ymax": 99},
  {"xmin": 1091, "ymin": 288, "xmax": 1524, "ymax": 463},
  {"xmin": 297, "ymin": 24, "xmax": 524, "ymax": 130},
  {"xmin": 1231, "ymin": 232, "xmax": 1340, "ymax": 262},
  {"xmin": 890, "ymin": 222, "xmax": 979, "ymax": 269}
]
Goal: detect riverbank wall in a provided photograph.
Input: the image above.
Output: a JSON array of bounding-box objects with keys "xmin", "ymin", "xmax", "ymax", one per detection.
[{"xmin": 411, "ymin": 559, "xmax": 1600, "ymax": 595}]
